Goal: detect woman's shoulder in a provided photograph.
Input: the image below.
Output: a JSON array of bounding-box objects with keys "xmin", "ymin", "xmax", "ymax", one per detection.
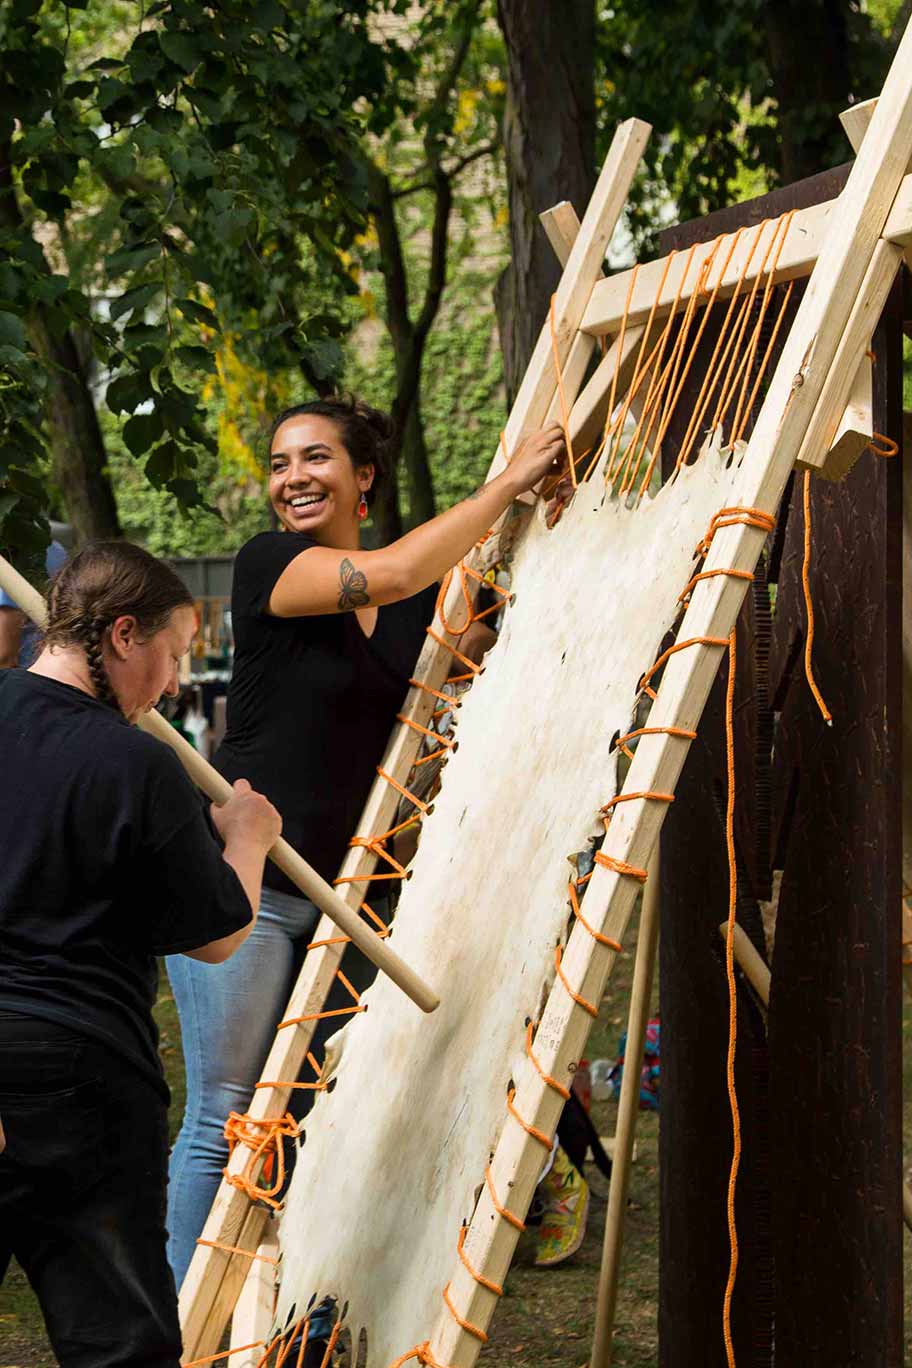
[{"xmin": 233, "ymin": 531, "xmax": 319, "ymax": 616}]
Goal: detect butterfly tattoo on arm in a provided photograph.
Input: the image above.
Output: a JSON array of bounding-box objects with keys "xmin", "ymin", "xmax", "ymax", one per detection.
[{"xmin": 337, "ymin": 557, "xmax": 370, "ymax": 611}]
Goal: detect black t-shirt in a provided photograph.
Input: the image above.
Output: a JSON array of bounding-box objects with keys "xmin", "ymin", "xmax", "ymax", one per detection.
[
  {"xmin": 0, "ymin": 671, "xmax": 252, "ymax": 1098},
  {"xmin": 215, "ymin": 531, "xmax": 437, "ymax": 893}
]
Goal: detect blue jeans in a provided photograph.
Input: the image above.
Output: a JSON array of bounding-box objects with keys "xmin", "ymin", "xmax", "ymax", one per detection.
[{"xmin": 165, "ymin": 885, "xmax": 320, "ymax": 1291}]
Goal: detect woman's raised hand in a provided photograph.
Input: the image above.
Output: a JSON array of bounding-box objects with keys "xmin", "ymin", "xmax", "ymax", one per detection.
[
  {"xmin": 506, "ymin": 424, "xmax": 568, "ymax": 494},
  {"xmin": 212, "ymin": 778, "xmax": 282, "ymax": 852}
]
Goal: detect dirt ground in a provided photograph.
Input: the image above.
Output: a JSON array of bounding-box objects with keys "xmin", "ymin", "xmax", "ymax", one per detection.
[{"xmin": 1, "ymin": 917, "xmax": 909, "ymax": 1368}]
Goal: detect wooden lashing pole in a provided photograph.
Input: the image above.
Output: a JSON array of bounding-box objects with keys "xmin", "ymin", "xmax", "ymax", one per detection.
[
  {"xmin": 590, "ymin": 843, "xmax": 660, "ymax": 1368},
  {"xmin": 0, "ymin": 553, "xmax": 439, "ymax": 1016}
]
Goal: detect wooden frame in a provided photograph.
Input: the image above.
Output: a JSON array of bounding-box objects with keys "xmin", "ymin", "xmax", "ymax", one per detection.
[{"xmin": 177, "ymin": 21, "xmax": 912, "ymax": 1358}]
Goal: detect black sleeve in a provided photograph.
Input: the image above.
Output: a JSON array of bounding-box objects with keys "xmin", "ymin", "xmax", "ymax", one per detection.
[
  {"xmin": 234, "ymin": 531, "xmax": 319, "ymax": 617},
  {"xmin": 134, "ymin": 805, "xmax": 253, "ymax": 956}
]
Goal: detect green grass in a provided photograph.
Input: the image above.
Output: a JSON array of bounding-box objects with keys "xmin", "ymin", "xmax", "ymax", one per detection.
[{"xmin": 1, "ymin": 947, "xmax": 909, "ymax": 1367}]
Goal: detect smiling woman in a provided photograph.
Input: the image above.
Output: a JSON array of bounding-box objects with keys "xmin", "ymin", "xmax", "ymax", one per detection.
[{"xmin": 163, "ymin": 395, "xmax": 569, "ymax": 1336}]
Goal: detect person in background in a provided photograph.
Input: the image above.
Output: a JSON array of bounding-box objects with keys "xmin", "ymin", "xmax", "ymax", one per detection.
[
  {"xmin": 0, "ymin": 542, "xmax": 281, "ymax": 1368},
  {"xmin": 0, "ymin": 538, "xmax": 67, "ymax": 669}
]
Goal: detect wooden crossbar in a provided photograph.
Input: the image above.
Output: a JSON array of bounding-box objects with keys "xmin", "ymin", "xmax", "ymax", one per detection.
[
  {"xmin": 177, "ymin": 115, "xmax": 652, "ymax": 1362},
  {"xmin": 579, "ymin": 172, "xmax": 912, "ymax": 338}
]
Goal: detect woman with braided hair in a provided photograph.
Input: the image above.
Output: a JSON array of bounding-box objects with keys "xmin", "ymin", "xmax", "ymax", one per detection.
[{"xmin": 0, "ymin": 541, "xmax": 281, "ymax": 1368}]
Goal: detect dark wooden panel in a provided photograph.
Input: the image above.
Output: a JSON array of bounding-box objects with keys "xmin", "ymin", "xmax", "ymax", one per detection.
[{"xmin": 655, "ymin": 178, "xmax": 902, "ymax": 1365}]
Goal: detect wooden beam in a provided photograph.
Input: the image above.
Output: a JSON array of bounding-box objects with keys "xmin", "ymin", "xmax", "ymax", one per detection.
[
  {"xmin": 795, "ymin": 240, "xmax": 901, "ymax": 478},
  {"xmin": 230, "ymin": 1226, "xmax": 279, "ymax": 1368},
  {"xmin": 591, "ymin": 845, "xmax": 661, "ymax": 1367},
  {"xmin": 429, "ymin": 23, "xmax": 912, "ymax": 1365},
  {"xmin": 579, "ymin": 172, "xmax": 912, "ymax": 338}
]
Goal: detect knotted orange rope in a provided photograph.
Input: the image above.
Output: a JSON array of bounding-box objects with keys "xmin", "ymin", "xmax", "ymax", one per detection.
[{"xmin": 221, "ymin": 1111, "xmax": 300, "ymax": 1210}]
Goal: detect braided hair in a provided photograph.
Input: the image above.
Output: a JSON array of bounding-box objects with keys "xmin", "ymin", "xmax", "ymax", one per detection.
[
  {"xmin": 267, "ymin": 394, "xmax": 394, "ymax": 509},
  {"xmin": 42, "ymin": 542, "xmax": 194, "ymax": 716}
]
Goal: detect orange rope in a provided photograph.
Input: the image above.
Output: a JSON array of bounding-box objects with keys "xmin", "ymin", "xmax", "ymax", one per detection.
[
  {"xmin": 506, "ymin": 1087, "xmax": 551, "ymax": 1149},
  {"xmin": 442, "ymin": 1284, "xmax": 488, "ymax": 1343},
  {"xmin": 184, "ymin": 1342, "xmax": 267, "ymax": 1367},
  {"xmin": 525, "ymin": 1020, "xmax": 571, "ymax": 1100},
  {"xmin": 593, "ymin": 849, "xmax": 647, "ymax": 882},
  {"xmin": 612, "ymin": 724, "xmax": 697, "ymax": 761},
  {"xmin": 277, "ymin": 970, "xmax": 365, "ymax": 1027},
  {"xmin": 722, "ymin": 628, "xmax": 740, "ymax": 1368},
  {"xmin": 456, "ymin": 1224, "xmax": 503, "ymax": 1296},
  {"xmin": 195, "ymin": 1239, "xmax": 279, "ymax": 1266},
  {"xmin": 554, "ymin": 944, "xmax": 598, "ymax": 1018},
  {"xmin": 801, "ymin": 471, "xmax": 832, "ymax": 725},
  {"xmin": 567, "ymin": 877, "xmax": 622, "ymax": 952},
  {"xmin": 867, "ymin": 432, "xmax": 899, "ymax": 458},
  {"xmin": 485, "ymin": 1164, "xmax": 526, "ymax": 1231},
  {"xmin": 222, "ymin": 1112, "xmax": 300, "ymax": 1209},
  {"xmin": 388, "ymin": 1344, "xmax": 452, "ymax": 1368}
]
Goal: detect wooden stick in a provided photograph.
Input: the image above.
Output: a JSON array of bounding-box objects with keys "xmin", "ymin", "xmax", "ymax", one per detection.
[
  {"xmin": 590, "ymin": 843, "xmax": 660, "ymax": 1368},
  {"xmin": 579, "ymin": 172, "xmax": 912, "ymax": 338},
  {"xmin": 430, "ymin": 27, "xmax": 912, "ymax": 1364},
  {"xmin": 716, "ymin": 922, "xmax": 771, "ymax": 1009},
  {"xmin": 0, "ymin": 551, "xmax": 439, "ymax": 1017}
]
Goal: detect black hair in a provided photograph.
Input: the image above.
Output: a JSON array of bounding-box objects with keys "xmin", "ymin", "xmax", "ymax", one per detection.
[{"xmin": 267, "ymin": 395, "xmax": 394, "ymax": 507}]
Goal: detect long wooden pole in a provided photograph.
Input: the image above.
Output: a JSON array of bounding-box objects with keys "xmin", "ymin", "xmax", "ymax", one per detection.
[
  {"xmin": 0, "ymin": 551, "xmax": 439, "ymax": 1015},
  {"xmin": 589, "ymin": 843, "xmax": 660, "ymax": 1368}
]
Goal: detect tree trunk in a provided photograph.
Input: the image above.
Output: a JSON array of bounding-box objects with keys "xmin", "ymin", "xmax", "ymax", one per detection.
[
  {"xmin": 495, "ymin": 0, "xmax": 596, "ymax": 406},
  {"xmin": 762, "ymin": 0, "xmax": 854, "ymax": 183},
  {"xmin": 399, "ymin": 394, "xmax": 436, "ymax": 529},
  {"xmin": 27, "ymin": 314, "xmax": 121, "ymax": 545},
  {"xmin": 0, "ymin": 144, "xmax": 120, "ymax": 545}
]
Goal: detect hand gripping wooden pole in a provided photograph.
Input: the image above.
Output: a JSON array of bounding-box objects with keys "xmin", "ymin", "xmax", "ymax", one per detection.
[{"xmin": 0, "ymin": 551, "xmax": 439, "ymax": 1015}]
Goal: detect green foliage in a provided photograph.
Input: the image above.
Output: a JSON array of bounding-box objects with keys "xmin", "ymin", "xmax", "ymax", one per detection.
[
  {"xmin": 0, "ymin": 0, "xmax": 409, "ymax": 554},
  {"xmin": 595, "ymin": 0, "xmax": 901, "ymax": 253}
]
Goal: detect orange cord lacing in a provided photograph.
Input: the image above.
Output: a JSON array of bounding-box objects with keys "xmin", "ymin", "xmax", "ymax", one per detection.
[
  {"xmin": 221, "ymin": 1111, "xmax": 301, "ymax": 1210},
  {"xmin": 721, "ymin": 628, "xmax": 740, "ymax": 1368}
]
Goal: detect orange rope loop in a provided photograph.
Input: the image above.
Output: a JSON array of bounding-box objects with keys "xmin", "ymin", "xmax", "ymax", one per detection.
[
  {"xmin": 306, "ymin": 899, "xmax": 389, "ymax": 950},
  {"xmin": 377, "ymin": 766, "xmax": 430, "ymax": 814},
  {"xmin": 593, "ymin": 850, "xmax": 648, "ymax": 883},
  {"xmin": 525, "ymin": 1020, "xmax": 571, "ymax": 1100},
  {"xmin": 611, "ymin": 724, "xmax": 697, "ymax": 761},
  {"xmin": 801, "ymin": 472, "xmax": 832, "ymax": 725},
  {"xmin": 867, "ymin": 432, "xmax": 899, "ymax": 458},
  {"xmin": 195, "ymin": 1239, "xmax": 279, "ymax": 1266},
  {"xmin": 695, "ymin": 506, "xmax": 775, "ymax": 558},
  {"xmin": 426, "ymin": 628, "xmax": 482, "ymax": 676},
  {"xmin": 388, "ymin": 1344, "xmax": 452, "ymax": 1368},
  {"xmin": 278, "ymin": 971, "xmax": 366, "ymax": 1028},
  {"xmin": 678, "ymin": 567, "xmax": 754, "ymax": 602},
  {"xmin": 567, "ymin": 878, "xmax": 622, "ymax": 952},
  {"xmin": 601, "ymin": 790, "xmax": 675, "ymax": 814},
  {"xmin": 184, "ymin": 1342, "xmax": 267, "ymax": 1367},
  {"xmin": 485, "ymin": 1164, "xmax": 526, "ymax": 1231},
  {"xmin": 554, "ymin": 944, "xmax": 598, "ymax": 1018},
  {"xmin": 442, "ymin": 1284, "xmax": 488, "ymax": 1343},
  {"xmin": 222, "ymin": 1111, "xmax": 300, "ymax": 1209},
  {"xmin": 638, "ymin": 636, "xmax": 729, "ymax": 696},
  {"xmin": 456, "ymin": 1224, "xmax": 503, "ymax": 1296},
  {"xmin": 722, "ymin": 628, "xmax": 741, "ymax": 1367},
  {"xmin": 506, "ymin": 1087, "xmax": 551, "ymax": 1149}
]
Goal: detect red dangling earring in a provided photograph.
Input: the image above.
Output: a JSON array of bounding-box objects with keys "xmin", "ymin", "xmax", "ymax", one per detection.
[{"xmin": 357, "ymin": 492, "xmax": 369, "ymax": 521}]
